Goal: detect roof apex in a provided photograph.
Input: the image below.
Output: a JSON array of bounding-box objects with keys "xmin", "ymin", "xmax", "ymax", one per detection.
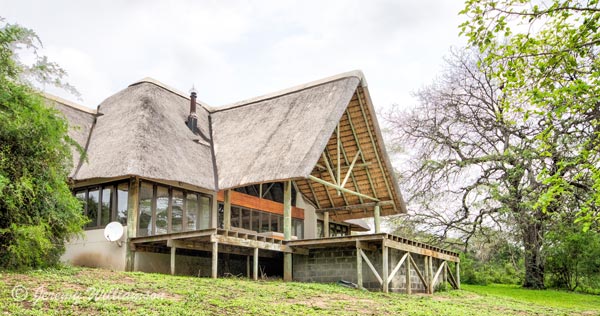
[
  {"xmin": 129, "ymin": 77, "xmax": 214, "ymax": 111},
  {"xmin": 212, "ymin": 70, "xmax": 367, "ymax": 113}
]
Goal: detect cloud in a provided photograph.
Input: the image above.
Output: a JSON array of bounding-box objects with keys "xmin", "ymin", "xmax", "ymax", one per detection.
[{"xmin": 1, "ymin": 0, "xmax": 465, "ymax": 109}]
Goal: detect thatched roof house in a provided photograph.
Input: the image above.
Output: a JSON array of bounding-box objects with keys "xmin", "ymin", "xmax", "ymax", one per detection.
[
  {"xmin": 51, "ymin": 71, "xmax": 461, "ymax": 294},
  {"xmin": 50, "ymin": 70, "xmax": 406, "ymax": 222}
]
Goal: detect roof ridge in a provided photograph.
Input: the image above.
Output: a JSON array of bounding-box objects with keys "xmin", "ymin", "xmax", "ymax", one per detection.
[
  {"xmin": 42, "ymin": 92, "xmax": 97, "ymax": 115},
  {"xmin": 211, "ymin": 70, "xmax": 367, "ymax": 113},
  {"xmin": 129, "ymin": 77, "xmax": 215, "ymax": 112}
]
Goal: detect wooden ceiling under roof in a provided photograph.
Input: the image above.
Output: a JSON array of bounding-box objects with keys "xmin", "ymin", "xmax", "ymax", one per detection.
[{"xmin": 295, "ymin": 85, "xmax": 406, "ymax": 222}]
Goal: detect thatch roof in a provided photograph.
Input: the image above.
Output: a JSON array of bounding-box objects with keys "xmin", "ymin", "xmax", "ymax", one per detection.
[
  {"xmin": 45, "ymin": 94, "xmax": 96, "ymax": 178},
  {"xmin": 48, "ymin": 70, "xmax": 406, "ymax": 220}
]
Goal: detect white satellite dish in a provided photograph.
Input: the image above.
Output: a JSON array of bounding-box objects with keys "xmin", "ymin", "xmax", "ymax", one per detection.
[{"xmin": 104, "ymin": 222, "xmax": 124, "ymax": 243}]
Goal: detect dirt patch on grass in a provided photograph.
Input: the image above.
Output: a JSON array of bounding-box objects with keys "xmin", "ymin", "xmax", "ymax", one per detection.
[{"xmin": 292, "ymin": 293, "xmax": 377, "ymax": 314}]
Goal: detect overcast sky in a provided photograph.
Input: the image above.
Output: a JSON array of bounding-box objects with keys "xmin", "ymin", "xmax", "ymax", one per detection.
[{"xmin": 2, "ymin": 0, "xmax": 465, "ymax": 111}]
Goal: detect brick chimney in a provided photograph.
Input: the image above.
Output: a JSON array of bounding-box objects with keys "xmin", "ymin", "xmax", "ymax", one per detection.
[{"xmin": 187, "ymin": 87, "xmax": 198, "ymax": 133}]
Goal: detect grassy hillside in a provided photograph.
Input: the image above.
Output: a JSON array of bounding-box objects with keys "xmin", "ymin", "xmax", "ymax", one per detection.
[{"xmin": 1, "ymin": 267, "xmax": 599, "ymax": 315}]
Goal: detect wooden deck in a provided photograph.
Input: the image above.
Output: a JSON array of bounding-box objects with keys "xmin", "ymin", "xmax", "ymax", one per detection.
[{"xmin": 129, "ymin": 229, "xmax": 460, "ymax": 293}]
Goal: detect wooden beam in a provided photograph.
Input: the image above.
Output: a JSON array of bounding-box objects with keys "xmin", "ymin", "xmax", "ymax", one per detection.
[
  {"xmin": 355, "ymin": 88, "xmax": 394, "ymax": 201},
  {"xmin": 382, "ymin": 238, "xmax": 459, "ymax": 262},
  {"xmin": 374, "ymin": 205, "xmax": 381, "ymax": 233},
  {"xmin": 345, "ymin": 108, "xmax": 378, "ymax": 199},
  {"xmin": 341, "ymin": 150, "xmax": 361, "ymax": 188},
  {"xmin": 309, "ymin": 175, "xmax": 379, "ymax": 202},
  {"xmin": 321, "ymin": 152, "xmax": 337, "ymax": 185},
  {"xmin": 356, "ymin": 242, "xmax": 363, "ymax": 289},
  {"xmin": 336, "ymin": 123, "xmax": 341, "ymax": 193},
  {"xmin": 338, "ymin": 142, "xmax": 364, "ymax": 205},
  {"xmin": 306, "ymin": 180, "xmax": 321, "ymax": 209},
  {"xmin": 224, "ymin": 190, "xmax": 231, "ymax": 230},
  {"xmin": 253, "ymin": 247, "xmax": 259, "ymax": 281},
  {"xmin": 408, "ymin": 254, "xmax": 429, "ymax": 293},
  {"xmin": 323, "ymin": 211, "xmax": 330, "ymax": 238},
  {"xmin": 382, "ymin": 245, "xmax": 389, "ymax": 293},
  {"xmin": 125, "ymin": 177, "xmax": 139, "ymax": 272},
  {"xmin": 432, "ymin": 261, "xmax": 446, "ymax": 291},
  {"xmin": 360, "ymin": 248, "xmax": 382, "ymax": 285},
  {"xmin": 424, "ymin": 256, "xmax": 430, "ymax": 294},
  {"xmin": 388, "ymin": 252, "xmax": 409, "ymax": 285},
  {"xmin": 211, "ymin": 241, "xmax": 218, "ymax": 278},
  {"xmin": 315, "ymin": 201, "xmax": 394, "ymax": 213}
]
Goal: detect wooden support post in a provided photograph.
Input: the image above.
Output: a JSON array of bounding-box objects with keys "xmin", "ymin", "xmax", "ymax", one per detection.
[
  {"xmin": 423, "ymin": 256, "xmax": 430, "ymax": 294},
  {"xmin": 406, "ymin": 253, "xmax": 412, "ymax": 294},
  {"xmin": 253, "ymin": 247, "xmax": 259, "ymax": 281},
  {"xmin": 223, "ymin": 190, "xmax": 231, "ymax": 230},
  {"xmin": 443, "ymin": 260, "xmax": 448, "ymax": 286},
  {"xmin": 324, "ymin": 211, "xmax": 330, "ymax": 238},
  {"xmin": 356, "ymin": 245, "xmax": 363, "ymax": 289},
  {"xmin": 125, "ymin": 177, "xmax": 139, "ymax": 272},
  {"xmin": 457, "ymin": 262, "xmax": 461, "ymax": 289},
  {"xmin": 170, "ymin": 246, "xmax": 176, "ymax": 275},
  {"xmin": 374, "ymin": 204, "xmax": 381, "ymax": 233},
  {"xmin": 211, "ymin": 241, "xmax": 218, "ymax": 279},
  {"xmin": 283, "ymin": 180, "xmax": 292, "ymax": 282},
  {"xmin": 382, "ymin": 245, "xmax": 389, "ymax": 293},
  {"xmin": 246, "ymin": 255, "xmax": 251, "ymax": 278},
  {"xmin": 429, "ymin": 256, "xmax": 434, "ymax": 294}
]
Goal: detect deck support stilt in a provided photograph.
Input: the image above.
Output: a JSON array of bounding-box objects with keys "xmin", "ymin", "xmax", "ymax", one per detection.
[
  {"xmin": 456, "ymin": 262, "xmax": 461, "ymax": 290},
  {"xmin": 374, "ymin": 205, "xmax": 381, "ymax": 233},
  {"xmin": 211, "ymin": 241, "xmax": 218, "ymax": 278},
  {"xmin": 283, "ymin": 180, "xmax": 292, "ymax": 282},
  {"xmin": 382, "ymin": 245, "xmax": 389, "ymax": 293},
  {"xmin": 356, "ymin": 243, "xmax": 363, "ymax": 289},
  {"xmin": 429, "ymin": 256, "xmax": 434, "ymax": 293},
  {"xmin": 170, "ymin": 246, "xmax": 176, "ymax": 275},
  {"xmin": 406, "ymin": 253, "xmax": 411, "ymax": 294},
  {"xmin": 246, "ymin": 255, "xmax": 250, "ymax": 278},
  {"xmin": 253, "ymin": 247, "xmax": 259, "ymax": 281},
  {"xmin": 125, "ymin": 177, "xmax": 139, "ymax": 272}
]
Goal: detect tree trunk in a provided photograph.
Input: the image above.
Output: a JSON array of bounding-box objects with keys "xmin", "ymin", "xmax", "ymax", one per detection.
[{"xmin": 522, "ymin": 218, "xmax": 545, "ymax": 289}]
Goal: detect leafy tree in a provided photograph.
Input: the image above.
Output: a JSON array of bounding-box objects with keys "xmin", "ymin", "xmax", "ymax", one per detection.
[
  {"xmin": 460, "ymin": 0, "xmax": 600, "ymax": 228},
  {"xmin": 0, "ymin": 19, "xmax": 87, "ymax": 269},
  {"xmin": 384, "ymin": 48, "xmax": 588, "ymax": 288}
]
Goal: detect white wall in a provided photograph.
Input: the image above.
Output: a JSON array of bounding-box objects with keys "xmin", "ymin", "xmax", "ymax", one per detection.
[
  {"xmin": 297, "ymin": 194, "xmax": 317, "ymax": 239},
  {"xmin": 61, "ymin": 226, "xmax": 127, "ymax": 270}
]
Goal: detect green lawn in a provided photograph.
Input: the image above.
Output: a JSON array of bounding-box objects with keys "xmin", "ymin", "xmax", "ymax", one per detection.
[
  {"xmin": 0, "ymin": 267, "xmax": 598, "ymax": 315},
  {"xmin": 463, "ymin": 283, "xmax": 600, "ymax": 311}
]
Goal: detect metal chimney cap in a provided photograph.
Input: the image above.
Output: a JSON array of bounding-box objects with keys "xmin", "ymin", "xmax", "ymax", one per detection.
[{"xmin": 189, "ymin": 85, "xmax": 197, "ymax": 96}]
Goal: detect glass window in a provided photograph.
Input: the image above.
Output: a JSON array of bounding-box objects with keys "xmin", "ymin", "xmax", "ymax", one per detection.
[
  {"xmin": 241, "ymin": 208, "xmax": 251, "ymax": 230},
  {"xmin": 231, "ymin": 207, "xmax": 240, "ymax": 228},
  {"xmin": 317, "ymin": 220, "xmax": 324, "ymax": 238},
  {"xmin": 100, "ymin": 186, "xmax": 112, "ymax": 227},
  {"xmin": 294, "ymin": 219, "xmax": 303, "ymax": 239},
  {"xmin": 116, "ymin": 183, "xmax": 128, "ymax": 225},
  {"xmin": 260, "ymin": 212, "xmax": 270, "ymax": 232},
  {"xmin": 155, "ymin": 186, "xmax": 169, "ymax": 235},
  {"xmin": 199, "ymin": 196, "xmax": 210, "ymax": 230},
  {"xmin": 87, "ymin": 188, "xmax": 100, "ymax": 228},
  {"xmin": 172, "ymin": 190, "xmax": 184, "ymax": 233},
  {"xmin": 138, "ymin": 182, "xmax": 153, "ymax": 237},
  {"xmin": 187, "ymin": 193, "xmax": 199, "ymax": 230},
  {"xmin": 251, "ymin": 210, "xmax": 260, "ymax": 232},
  {"xmin": 271, "ymin": 214, "xmax": 280, "ymax": 233}
]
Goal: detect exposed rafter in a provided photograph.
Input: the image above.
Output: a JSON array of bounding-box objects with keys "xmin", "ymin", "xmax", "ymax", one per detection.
[{"xmin": 309, "ymin": 175, "xmax": 378, "ymax": 202}]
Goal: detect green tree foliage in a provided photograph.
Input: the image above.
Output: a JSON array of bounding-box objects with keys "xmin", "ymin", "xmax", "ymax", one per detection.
[
  {"xmin": 0, "ymin": 19, "xmax": 87, "ymax": 269},
  {"xmin": 460, "ymin": 0, "xmax": 600, "ymax": 228},
  {"xmin": 545, "ymin": 217, "xmax": 600, "ymax": 292}
]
